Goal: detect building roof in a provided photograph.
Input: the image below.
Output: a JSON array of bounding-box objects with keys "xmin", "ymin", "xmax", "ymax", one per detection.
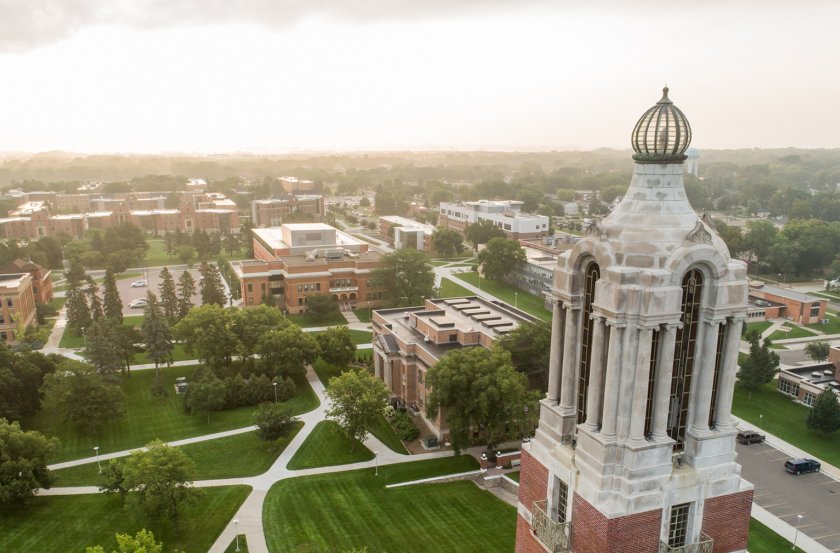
[
  {"xmin": 0, "ymin": 273, "xmax": 29, "ymax": 290},
  {"xmin": 3, "ymin": 258, "xmax": 43, "ymax": 273},
  {"xmin": 283, "ymin": 223, "xmax": 334, "ymax": 231},
  {"xmin": 752, "ymin": 284, "xmax": 823, "ymax": 304}
]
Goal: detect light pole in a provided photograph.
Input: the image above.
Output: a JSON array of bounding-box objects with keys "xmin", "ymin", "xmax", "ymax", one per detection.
[
  {"xmin": 374, "ymin": 450, "xmax": 379, "ymax": 476},
  {"xmin": 273, "ymin": 381, "xmax": 278, "ymax": 403},
  {"xmin": 778, "ymin": 273, "xmax": 782, "ymax": 286},
  {"xmin": 234, "ymin": 518, "xmax": 240, "ymax": 552},
  {"xmin": 94, "ymin": 446, "xmax": 101, "ymax": 474},
  {"xmin": 759, "ymin": 413, "xmax": 763, "ymax": 426},
  {"xmin": 514, "ymin": 292, "xmax": 518, "ymax": 308},
  {"xmin": 792, "ymin": 514, "xmax": 803, "ymax": 550}
]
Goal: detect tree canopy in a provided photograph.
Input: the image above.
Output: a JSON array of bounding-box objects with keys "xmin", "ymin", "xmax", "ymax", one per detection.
[
  {"xmin": 464, "ymin": 219, "xmax": 505, "ymax": 250},
  {"xmin": 370, "ymin": 249, "xmax": 435, "ymax": 307},
  {"xmin": 314, "ymin": 326, "xmax": 357, "ymax": 367},
  {"xmin": 806, "ymin": 387, "xmax": 840, "ymax": 435},
  {"xmin": 736, "ymin": 333, "xmax": 780, "ymax": 400},
  {"xmin": 0, "ymin": 418, "xmax": 59, "ymax": 505},
  {"xmin": 477, "ymin": 237, "xmax": 526, "ymax": 281},
  {"xmin": 122, "ymin": 440, "xmax": 199, "ymax": 523},
  {"xmin": 430, "ymin": 227, "xmax": 464, "ymax": 257},
  {"xmin": 325, "ymin": 368, "xmax": 389, "ymax": 450}
]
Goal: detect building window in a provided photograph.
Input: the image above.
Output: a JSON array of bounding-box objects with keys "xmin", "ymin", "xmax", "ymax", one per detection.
[
  {"xmin": 298, "ymin": 284, "xmax": 303, "ymax": 293},
  {"xmin": 811, "ymin": 303, "xmax": 821, "ymax": 318},
  {"xmin": 449, "ymin": 334, "xmax": 457, "ymax": 342},
  {"xmin": 553, "ymin": 478, "xmax": 569, "ymax": 523},
  {"xmin": 298, "ymin": 298, "xmax": 304, "ymax": 306},
  {"xmin": 779, "ymin": 379, "xmax": 800, "ymax": 397},
  {"xmin": 708, "ymin": 322, "xmax": 726, "ymax": 429},
  {"xmin": 6, "ymin": 298, "xmax": 11, "ymax": 308},
  {"xmin": 247, "ymin": 283, "xmax": 252, "ymax": 292},
  {"xmin": 803, "ymin": 392, "xmax": 816, "ymax": 407},
  {"xmin": 668, "ymin": 503, "xmax": 691, "ymax": 548},
  {"xmin": 644, "ymin": 329, "xmax": 661, "ymax": 439},
  {"xmin": 577, "ymin": 261, "xmax": 600, "ymax": 424},
  {"xmin": 669, "ymin": 269, "xmax": 703, "ymax": 452}
]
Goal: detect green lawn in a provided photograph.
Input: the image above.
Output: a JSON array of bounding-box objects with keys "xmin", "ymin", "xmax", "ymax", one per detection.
[
  {"xmin": 132, "ymin": 343, "xmax": 192, "ymax": 365},
  {"xmin": 263, "ymin": 456, "xmax": 513, "ymax": 553},
  {"xmin": 25, "ymin": 365, "xmax": 318, "ymax": 463},
  {"xmin": 0, "ymin": 485, "xmax": 250, "ymax": 553},
  {"xmin": 809, "ymin": 290, "xmax": 840, "ymax": 301},
  {"xmin": 355, "ymin": 349, "xmax": 373, "ymax": 362},
  {"xmin": 732, "ymin": 381, "xmax": 840, "ymax": 467},
  {"xmin": 312, "ymin": 358, "xmax": 346, "ymax": 385},
  {"xmin": 506, "ymin": 471, "xmax": 520, "ymax": 483},
  {"xmin": 367, "ymin": 413, "xmax": 409, "ymax": 455},
  {"xmin": 807, "ymin": 311, "xmax": 840, "ymax": 334},
  {"xmin": 309, "ymin": 329, "xmax": 372, "ymax": 345},
  {"xmin": 286, "ymin": 311, "xmax": 347, "ymax": 328},
  {"xmin": 225, "ymin": 535, "xmax": 250, "ymax": 553},
  {"xmin": 141, "ymin": 239, "xmax": 248, "ymax": 268},
  {"xmin": 745, "ymin": 320, "xmax": 773, "ymax": 337},
  {"xmin": 439, "ymin": 277, "xmax": 473, "ymax": 298},
  {"xmin": 768, "ymin": 322, "xmax": 817, "ymax": 341},
  {"xmin": 453, "ymin": 272, "xmax": 550, "ymax": 322},
  {"xmin": 52, "ymin": 424, "xmax": 303, "ymax": 486},
  {"xmin": 353, "ymin": 308, "xmax": 372, "ymax": 323},
  {"xmin": 287, "ymin": 420, "xmax": 374, "ymax": 470},
  {"xmin": 748, "ymin": 518, "xmax": 790, "ymax": 552},
  {"xmin": 59, "ymin": 314, "xmax": 144, "ymax": 349}
]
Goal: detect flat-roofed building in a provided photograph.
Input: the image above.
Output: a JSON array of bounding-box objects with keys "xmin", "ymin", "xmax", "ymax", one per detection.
[
  {"xmin": 234, "ymin": 223, "xmax": 383, "ymax": 313},
  {"xmin": 748, "ymin": 282, "xmax": 827, "ymax": 324},
  {"xmin": 251, "ymin": 195, "xmax": 325, "ymax": 227},
  {"xmin": 279, "ymin": 176, "xmax": 317, "ymax": 194},
  {"xmin": 0, "ymin": 273, "xmax": 37, "ymax": 343},
  {"xmin": 378, "ymin": 215, "xmax": 435, "ymax": 251},
  {"xmin": 439, "ymin": 199, "xmax": 550, "ymax": 239},
  {"xmin": 372, "ymin": 296, "xmax": 536, "ymax": 438},
  {"xmin": 2, "ymin": 259, "xmax": 52, "ymax": 304},
  {"xmin": 777, "ymin": 347, "xmax": 840, "ymax": 406}
]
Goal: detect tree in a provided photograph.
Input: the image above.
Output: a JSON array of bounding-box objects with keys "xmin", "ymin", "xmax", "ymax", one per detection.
[
  {"xmin": 495, "ymin": 321, "xmax": 551, "ymax": 391},
  {"xmin": 254, "ymin": 402, "xmax": 297, "ymax": 441},
  {"xmin": 477, "ymin": 238, "xmax": 526, "ymax": 281},
  {"xmin": 158, "ymin": 267, "xmax": 179, "ymax": 324},
  {"xmin": 174, "ymin": 304, "xmax": 239, "ymax": 366},
  {"xmin": 42, "ymin": 359, "xmax": 126, "ymax": 434},
  {"xmin": 232, "ymin": 305, "xmax": 285, "ymax": 360},
  {"xmin": 256, "ymin": 323, "xmax": 320, "ymax": 377},
  {"xmin": 87, "ymin": 279, "xmax": 104, "ymax": 321},
  {"xmin": 370, "ymin": 249, "xmax": 435, "ymax": 307},
  {"xmin": 742, "ymin": 219, "xmax": 778, "ymax": 272},
  {"xmin": 737, "ymin": 334, "xmax": 780, "ymax": 401},
  {"xmin": 65, "ymin": 258, "xmax": 87, "ymax": 286},
  {"xmin": 84, "ymin": 320, "xmax": 126, "ymax": 375},
  {"xmin": 305, "ymin": 293, "xmax": 338, "ymax": 321},
  {"xmin": 239, "ymin": 221, "xmax": 254, "ymax": 257},
  {"xmin": 164, "ymin": 232, "xmax": 177, "ymax": 257},
  {"xmin": 121, "ymin": 440, "xmax": 199, "ymax": 523},
  {"xmin": 85, "ymin": 529, "xmax": 176, "ymax": 553},
  {"xmin": 102, "ymin": 268, "xmax": 123, "ymax": 323},
  {"xmin": 464, "ymin": 219, "xmax": 505, "ymax": 250},
  {"xmin": 426, "ymin": 347, "xmax": 540, "ymax": 454},
  {"xmin": 199, "ymin": 263, "xmax": 226, "ymax": 306},
  {"xmin": 223, "ymin": 233, "xmax": 240, "ymax": 256},
  {"xmin": 325, "ymin": 368, "xmax": 389, "ymax": 450},
  {"xmin": 806, "ymin": 387, "xmax": 840, "ymax": 435},
  {"xmin": 0, "ymin": 418, "xmax": 59, "ymax": 505},
  {"xmin": 112, "ymin": 323, "xmax": 142, "ymax": 375},
  {"xmin": 65, "ymin": 284, "xmax": 92, "ymax": 335},
  {"xmin": 315, "ymin": 326, "xmax": 356, "ymax": 367},
  {"xmin": 0, "ymin": 347, "xmax": 55, "ymax": 421},
  {"xmin": 13, "ymin": 317, "xmax": 50, "ymax": 350},
  {"xmin": 430, "ymin": 227, "xmax": 464, "ymax": 257},
  {"xmin": 176, "ymin": 270, "xmax": 196, "ymax": 319},
  {"xmin": 804, "ymin": 340, "xmax": 830, "ymax": 363},
  {"xmin": 176, "ymin": 245, "xmax": 196, "ymax": 266},
  {"xmin": 193, "ymin": 230, "xmax": 211, "ymax": 261},
  {"xmin": 186, "ymin": 373, "xmax": 226, "ymax": 423},
  {"xmin": 99, "ymin": 459, "xmax": 127, "ymax": 501},
  {"xmin": 142, "ymin": 292, "xmax": 174, "ymax": 377}
]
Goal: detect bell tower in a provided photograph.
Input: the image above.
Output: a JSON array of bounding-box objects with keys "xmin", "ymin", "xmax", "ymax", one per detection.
[{"xmin": 515, "ymin": 88, "xmax": 753, "ymax": 553}]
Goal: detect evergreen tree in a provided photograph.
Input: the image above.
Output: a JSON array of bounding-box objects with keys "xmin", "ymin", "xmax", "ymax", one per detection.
[
  {"xmin": 737, "ymin": 334, "xmax": 780, "ymax": 401},
  {"xmin": 223, "ymin": 233, "xmax": 240, "ymax": 256},
  {"xmin": 176, "ymin": 270, "xmax": 196, "ymax": 319},
  {"xmin": 65, "ymin": 258, "xmax": 87, "ymax": 286},
  {"xmin": 142, "ymin": 292, "xmax": 174, "ymax": 378},
  {"xmin": 208, "ymin": 233, "xmax": 222, "ymax": 257},
  {"xmin": 87, "ymin": 278, "xmax": 104, "ymax": 321},
  {"xmin": 102, "ymin": 268, "xmax": 123, "ymax": 323},
  {"xmin": 193, "ymin": 230, "xmax": 211, "ymax": 261},
  {"xmin": 84, "ymin": 320, "xmax": 125, "ymax": 374},
  {"xmin": 65, "ymin": 285, "xmax": 92, "ymax": 335},
  {"xmin": 163, "ymin": 232, "xmax": 177, "ymax": 257},
  {"xmin": 806, "ymin": 387, "xmax": 840, "ymax": 435},
  {"xmin": 158, "ymin": 267, "xmax": 179, "ymax": 324},
  {"xmin": 199, "ymin": 263, "xmax": 226, "ymax": 306}
]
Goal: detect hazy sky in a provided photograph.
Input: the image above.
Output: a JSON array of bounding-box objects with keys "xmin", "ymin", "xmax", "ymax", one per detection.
[{"xmin": 1, "ymin": 0, "xmax": 839, "ymax": 153}]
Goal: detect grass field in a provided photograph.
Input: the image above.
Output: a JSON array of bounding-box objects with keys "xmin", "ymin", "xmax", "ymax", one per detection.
[
  {"xmin": 768, "ymin": 322, "xmax": 817, "ymax": 341},
  {"xmin": 810, "ymin": 289, "xmax": 840, "ymax": 301},
  {"xmin": 286, "ymin": 311, "xmax": 347, "ymax": 328},
  {"xmin": 353, "ymin": 308, "xmax": 372, "ymax": 323},
  {"xmin": 25, "ymin": 364, "xmax": 318, "ymax": 463},
  {"xmin": 53, "ymin": 424, "xmax": 303, "ymax": 485},
  {"xmin": 453, "ymin": 272, "xmax": 551, "ymax": 322},
  {"xmin": 287, "ymin": 420, "xmax": 373, "ymax": 470},
  {"xmin": 748, "ymin": 518, "xmax": 790, "ymax": 552},
  {"xmin": 732, "ymin": 381, "xmax": 840, "ymax": 467},
  {"xmin": 744, "ymin": 320, "xmax": 773, "ymax": 337},
  {"xmin": 309, "ymin": 329, "xmax": 372, "ymax": 345},
  {"xmin": 141, "ymin": 239, "xmax": 248, "ymax": 268},
  {"xmin": 225, "ymin": 535, "xmax": 250, "ymax": 553},
  {"xmin": 439, "ymin": 277, "xmax": 473, "ymax": 298},
  {"xmin": 0, "ymin": 485, "xmax": 250, "ymax": 553},
  {"xmin": 808, "ymin": 311, "xmax": 840, "ymax": 334},
  {"xmin": 263, "ymin": 456, "xmax": 514, "ymax": 553},
  {"xmin": 506, "ymin": 471, "xmax": 520, "ymax": 483}
]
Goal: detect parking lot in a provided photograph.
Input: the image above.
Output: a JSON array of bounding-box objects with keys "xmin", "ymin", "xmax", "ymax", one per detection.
[
  {"xmin": 117, "ymin": 267, "xmax": 207, "ymax": 315},
  {"xmin": 737, "ymin": 440, "xmax": 840, "ymax": 551}
]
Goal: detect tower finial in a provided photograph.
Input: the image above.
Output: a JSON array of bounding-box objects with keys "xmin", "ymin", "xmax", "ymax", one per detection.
[{"xmin": 659, "ymin": 86, "xmax": 671, "ymax": 104}]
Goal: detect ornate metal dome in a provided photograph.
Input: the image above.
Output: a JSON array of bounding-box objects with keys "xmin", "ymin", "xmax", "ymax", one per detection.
[{"xmin": 631, "ymin": 87, "xmax": 692, "ymax": 163}]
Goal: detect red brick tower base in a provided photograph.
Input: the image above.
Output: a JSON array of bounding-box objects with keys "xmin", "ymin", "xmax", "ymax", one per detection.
[{"xmin": 515, "ymin": 450, "xmax": 753, "ymax": 553}]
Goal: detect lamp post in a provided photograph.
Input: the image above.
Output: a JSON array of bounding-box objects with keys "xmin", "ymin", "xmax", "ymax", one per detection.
[
  {"xmin": 374, "ymin": 450, "xmax": 379, "ymax": 476},
  {"xmin": 514, "ymin": 292, "xmax": 518, "ymax": 308},
  {"xmin": 778, "ymin": 273, "xmax": 782, "ymax": 286},
  {"xmin": 792, "ymin": 514, "xmax": 803, "ymax": 551},
  {"xmin": 234, "ymin": 518, "xmax": 240, "ymax": 552},
  {"xmin": 94, "ymin": 446, "xmax": 101, "ymax": 474},
  {"xmin": 273, "ymin": 381, "xmax": 278, "ymax": 403}
]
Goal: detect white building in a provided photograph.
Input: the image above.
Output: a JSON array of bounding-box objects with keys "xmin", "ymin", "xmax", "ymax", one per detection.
[
  {"xmin": 378, "ymin": 215, "xmax": 435, "ymax": 251},
  {"xmin": 439, "ymin": 200, "xmax": 550, "ymax": 239}
]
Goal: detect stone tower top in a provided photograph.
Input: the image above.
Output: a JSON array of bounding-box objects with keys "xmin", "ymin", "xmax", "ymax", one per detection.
[{"xmin": 631, "ymin": 86, "xmax": 692, "ymax": 164}]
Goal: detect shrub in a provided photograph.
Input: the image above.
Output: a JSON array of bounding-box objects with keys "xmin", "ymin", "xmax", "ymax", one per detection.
[
  {"xmin": 254, "ymin": 402, "xmax": 297, "ymax": 441},
  {"xmin": 390, "ymin": 412, "xmax": 420, "ymax": 441}
]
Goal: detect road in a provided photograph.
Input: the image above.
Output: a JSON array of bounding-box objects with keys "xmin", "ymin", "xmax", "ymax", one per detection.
[{"xmin": 738, "ymin": 441, "xmax": 840, "ymax": 551}]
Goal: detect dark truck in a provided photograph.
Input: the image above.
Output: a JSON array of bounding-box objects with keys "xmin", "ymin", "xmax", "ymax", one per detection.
[
  {"xmin": 784, "ymin": 458, "xmax": 821, "ymax": 475},
  {"xmin": 736, "ymin": 430, "xmax": 766, "ymax": 445}
]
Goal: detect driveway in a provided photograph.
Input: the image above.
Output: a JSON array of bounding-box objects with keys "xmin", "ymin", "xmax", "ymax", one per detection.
[{"xmin": 738, "ymin": 441, "xmax": 840, "ymax": 551}]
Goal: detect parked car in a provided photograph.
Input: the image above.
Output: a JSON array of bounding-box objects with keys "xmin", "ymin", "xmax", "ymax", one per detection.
[
  {"xmin": 130, "ymin": 280, "xmax": 147, "ymax": 288},
  {"xmin": 736, "ymin": 431, "xmax": 766, "ymax": 445},
  {"xmin": 784, "ymin": 458, "xmax": 821, "ymax": 475},
  {"xmin": 129, "ymin": 298, "xmax": 147, "ymax": 309}
]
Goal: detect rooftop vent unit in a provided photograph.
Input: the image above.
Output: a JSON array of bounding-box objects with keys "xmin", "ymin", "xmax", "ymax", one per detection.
[
  {"xmin": 403, "ymin": 312, "xmax": 410, "ymax": 319},
  {"xmin": 825, "ymin": 370, "xmax": 834, "ymax": 376},
  {"xmin": 424, "ymin": 336, "xmax": 430, "ymax": 343},
  {"xmin": 812, "ymin": 371, "xmax": 823, "ymax": 378}
]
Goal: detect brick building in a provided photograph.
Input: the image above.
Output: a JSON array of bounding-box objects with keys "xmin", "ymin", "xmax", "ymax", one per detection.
[
  {"xmin": 747, "ymin": 283, "xmax": 827, "ymax": 324},
  {"xmin": 233, "ymin": 223, "xmax": 384, "ymax": 313},
  {"xmin": 2, "ymin": 259, "xmax": 53, "ymax": 304},
  {"xmin": 439, "ymin": 200, "xmax": 550, "ymax": 240},
  {"xmin": 279, "ymin": 176, "xmax": 317, "ymax": 194},
  {"xmin": 378, "ymin": 215, "xmax": 435, "ymax": 251},
  {"xmin": 777, "ymin": 346, "xmax": 840, "ymax": 406},
  {"xmin": 251, "ymin": 195, "xmax": 325, "ymax": 227},
  {"xmin": 0, "ymin": 273, "xmax": 37, "ymax": 343},
  {"xmin": 516, "ymin": 89, "xmax": 752, "ymax": 553},
  {"xmin": 371, "ymin": 297, "xmax": 536, "ymax": 438}
]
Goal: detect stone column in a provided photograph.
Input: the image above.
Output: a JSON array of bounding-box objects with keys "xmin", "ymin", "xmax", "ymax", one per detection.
[
  {"xmin": 599, "ymin": 321, "xmax": 625, "ymax": 439},
  {"xmin": 583, "ymin": 315, "xmax": 607, "ymax": 431},
  {"xmin": 628, "ymin": 327, "xmax": 655, "ymax": 443},
  {"xmin": 547, "ymin": 300, "xmax": 565, "ymax": 403},
  {"xmin": 374, "ymin": 351, "xmax": 382, "ymax": 379},
  {"xmin": 384, "ymin": 357, "xmax": 392, "ymax": 390},
  {"xmin": 713, "ymin": 317, "xmax": 744, "ymax": 431},
  {"xmin": 558, "ymin": 305, "xmax": 579, "ymax": 415},
  {"xmin": 690, "ymin": 320, "xmax": 722, "ymax": 434},
  {"xmin": 652, "ymin": 324, "xmax": 679, "ymax": 440}
]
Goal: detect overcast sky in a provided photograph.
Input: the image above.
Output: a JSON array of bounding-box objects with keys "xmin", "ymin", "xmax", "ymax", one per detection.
[{"xmin": 0, "ymin": 0, "xmax": 838, "ymax": 154}]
